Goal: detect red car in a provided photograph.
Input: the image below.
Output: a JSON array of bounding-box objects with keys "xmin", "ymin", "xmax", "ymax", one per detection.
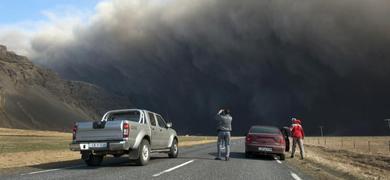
[{"xmin": 245, "ymin": 125, "xmax": 286, "ymax": 160}]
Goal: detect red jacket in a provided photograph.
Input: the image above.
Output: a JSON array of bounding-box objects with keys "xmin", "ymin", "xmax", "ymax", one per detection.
[{"xmin": 290, "ymin": 121, "xmax": 305, "ymax": 139}]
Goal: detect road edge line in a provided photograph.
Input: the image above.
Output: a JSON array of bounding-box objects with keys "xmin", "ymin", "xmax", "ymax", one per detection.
[
  {"xmin": 290, "ymin": 171, "xmax": 303, "ymax": 180},
  {"xmin": 20, "ymin": 165, "xmax": 85, "ymax": 176},
  {"xmin": 152, "ymin": 159, "xmax": 195, "ymax": 177}
]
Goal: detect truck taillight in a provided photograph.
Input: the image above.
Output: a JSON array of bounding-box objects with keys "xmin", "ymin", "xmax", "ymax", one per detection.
[
  {"xmin": 72, "ymin": 123, "xmax": 78, "ymax": 140},
  {"xmin": 123, "ymin": 122, "xmax": 129, "ymax": 138}
]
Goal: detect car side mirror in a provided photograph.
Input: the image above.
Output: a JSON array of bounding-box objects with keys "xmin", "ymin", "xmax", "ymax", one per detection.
[{"xmin": 166, "ymin": 122, "xmax": 172, "ymax": 128}]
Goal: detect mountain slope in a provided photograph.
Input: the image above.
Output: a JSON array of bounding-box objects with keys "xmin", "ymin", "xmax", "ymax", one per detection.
[{"xmin": 0, "ymin": 45, "xmax": 133, "ymax": 130}]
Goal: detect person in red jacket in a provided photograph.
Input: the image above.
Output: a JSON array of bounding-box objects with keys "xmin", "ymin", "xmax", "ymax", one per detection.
[{"xmin": 290, "ymin": 118, "xmax": 305, "ymax": 159}]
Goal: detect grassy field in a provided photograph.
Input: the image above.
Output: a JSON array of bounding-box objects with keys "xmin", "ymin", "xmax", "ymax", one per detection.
[
  {"xmin": 286, "ymin": 136, "xmax": 390, "ymax": 180},
  {"xmin": 305, "ymin": 136, "xmax": 390, "ymax": 156},
  {"xmin": 0, "ymin": 129, "xmax": 218, "ymax": 154},
  {"xmin": 0, "ymin": 128, "xmax": 220, "ymax": 169}
]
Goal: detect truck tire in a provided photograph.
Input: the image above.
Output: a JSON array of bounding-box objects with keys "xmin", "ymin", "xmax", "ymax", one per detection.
[
  {"xmin": 84, "ymin": 154, "xmax": 103, "ymax": 166},
  {"xmin": 279, "ymin": 154, "xmax": 285, "ymax": 160},
  {"xmin": 135, "ymin": 139, "xmax": 150, "ymax": 166},
  {"xmin": 168, "ymin": 139, "xmax": 178, "ymax": 158}
]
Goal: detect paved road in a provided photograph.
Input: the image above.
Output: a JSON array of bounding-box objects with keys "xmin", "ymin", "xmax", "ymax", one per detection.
[{"xmin": 2, "ymin": 139, "xmax": 310, "ymax": 180}]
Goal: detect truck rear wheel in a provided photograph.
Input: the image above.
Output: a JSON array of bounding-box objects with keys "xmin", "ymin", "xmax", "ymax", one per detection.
[
  {"xmin": 135, "ymin": 139, "xmax": 150, "ymax": 166},
  {"xmin": 168, "ymin": 139, "xmax": 178, "ymax": 158},
  {"xmin": 84, "ymin": 154, "xmax": 103, "ymax": 166}
]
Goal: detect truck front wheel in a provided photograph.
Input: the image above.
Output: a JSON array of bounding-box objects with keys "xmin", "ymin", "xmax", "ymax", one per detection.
[
  {"xmin": 136, "ymin": 139, "xmax": 150, "ymax": 166},
  {"xmin": 84, "ymin": 154, "xmax": 103, "ymax": 166}
]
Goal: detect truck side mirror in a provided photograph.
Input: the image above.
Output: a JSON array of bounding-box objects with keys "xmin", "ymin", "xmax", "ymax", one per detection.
[{"xmin": 166, "ymin": 122, "xmax": 172, "ymax": 128}]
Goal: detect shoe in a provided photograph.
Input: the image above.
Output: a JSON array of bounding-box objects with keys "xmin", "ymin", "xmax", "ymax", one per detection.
[
  {"xmin": 225, "ymin": 157, "xmax": 230, "ymax": 161},
  {"xmin": 215, "ymin": 157, "xmax": 222, "ymax": 160},
  {"xmin": 290, "ymin": 155, "xmax": 294, "ymax": 158}
]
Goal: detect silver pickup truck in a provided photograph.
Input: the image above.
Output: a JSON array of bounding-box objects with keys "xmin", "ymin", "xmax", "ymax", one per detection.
[{"xmin": 69, "ymin": 109, "xmax": 179, "ymax": 166}]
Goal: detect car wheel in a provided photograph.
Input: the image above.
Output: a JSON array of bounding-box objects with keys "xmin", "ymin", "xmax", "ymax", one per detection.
[
  {"xmin": 245, "ymin": 151, "xmax": 252, "ymax": 158},
  {"xmin": 279, "ymin": 154, "xmax": 285, "ymax": 160},
  {"xmin": 168, "ymin": 139, "xmax": 179, "ymax": 158},
  {"xmin": 84, "ymin": 154, "xmax": 103, "ymax": 166},
  {"xmin": 136, "ymin": 139, "xmax": 150, "ymax": 166}
]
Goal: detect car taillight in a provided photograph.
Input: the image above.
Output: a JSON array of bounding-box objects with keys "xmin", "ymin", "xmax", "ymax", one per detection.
[
  {"xmin": 123, "ymin": 122, "xmax": 130, "ymax": 138},
  {"xmin": 246, "ymin": 134, "xmax": 254, "ymax": 144},
  {"xmin": 274, "ymin": 136, "xmax": 284, "ymax": 144},
  {"xmin": 72, "ymin": 123, "xmax": 78, "ymax": 140}
]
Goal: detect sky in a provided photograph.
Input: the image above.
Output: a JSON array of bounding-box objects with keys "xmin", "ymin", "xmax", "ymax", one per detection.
[{"xmin": 0, "ymin": 0, "xmax": 101, "ymax": 24}]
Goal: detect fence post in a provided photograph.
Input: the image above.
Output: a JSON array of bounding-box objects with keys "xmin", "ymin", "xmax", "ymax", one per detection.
[{"xmin": 353, "ymin": 140, "xmax": 356, "ymax": 149}]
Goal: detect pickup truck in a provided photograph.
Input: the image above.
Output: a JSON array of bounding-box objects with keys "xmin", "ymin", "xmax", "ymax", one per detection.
[{"xmin": 69, "ymin": 109, "xmax": 179, "ymax": 166}]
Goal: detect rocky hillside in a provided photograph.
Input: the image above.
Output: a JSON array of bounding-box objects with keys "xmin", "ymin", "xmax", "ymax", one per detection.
[{"xmin": 0, "ymin": 45, "xmax": 133, "ymax": 130}]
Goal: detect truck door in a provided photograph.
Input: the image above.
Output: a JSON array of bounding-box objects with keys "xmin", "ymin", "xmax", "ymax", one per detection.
[
  {"xmin": 156, "ymin": 115, "xmax": 171, "ymax": 149},
  {"xmin": 148, "ymin": 112, "xmax": 160, "ymax": 149}
]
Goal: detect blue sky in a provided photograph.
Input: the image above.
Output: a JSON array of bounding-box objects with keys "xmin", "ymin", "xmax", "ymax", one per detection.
[{"xmin": 0, "ymin": 0, "xmax": 102, "ymax": 24}]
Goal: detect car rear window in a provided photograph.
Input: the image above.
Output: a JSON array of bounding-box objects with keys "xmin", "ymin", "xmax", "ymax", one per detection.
[
  {"xmin": 250, "ymin": 126, "xmax": 281, "ymax": 134},
  {"xmin": 108, "ymin": 111, "xmax": 140, "ymax": 122}
]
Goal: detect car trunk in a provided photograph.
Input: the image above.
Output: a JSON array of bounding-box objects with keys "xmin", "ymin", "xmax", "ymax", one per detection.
[{"xmin": 249, "ymin": 133, "xmax": 282, "ymax": 145}]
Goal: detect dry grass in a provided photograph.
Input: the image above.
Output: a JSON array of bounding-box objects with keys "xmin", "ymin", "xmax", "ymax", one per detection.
[
  {"xmin": 0, "ymin": 150, "xmax": 79, "ymax": 169},
  {"xmin": 286, "ymin": 136, "xmax": 390, "ymax": 180},
  {"xmin": 0, "ymin": 128, "xmax": 222, "ymax": 169},
  {"xmin": 305, "ymin": 136, "xmax": 390, "ymax": 156}
]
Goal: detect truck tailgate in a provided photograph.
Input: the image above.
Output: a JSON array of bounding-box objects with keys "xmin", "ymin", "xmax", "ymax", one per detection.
[{"xmin": 76, "ymin": 121, "xmax": 123, "ymax": 141}]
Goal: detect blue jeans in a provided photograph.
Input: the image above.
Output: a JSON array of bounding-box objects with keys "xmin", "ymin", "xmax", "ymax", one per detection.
[{"xmin": 217, "ymin": 131, "xmax": 231, "ymax": 158}]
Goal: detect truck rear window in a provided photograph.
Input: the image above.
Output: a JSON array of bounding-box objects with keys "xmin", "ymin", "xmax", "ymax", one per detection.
[
  {"xmin": 108, "ymin": 111, "xmax": 140, "ymax": 122},
  {"xmin": 250, "ymin": 126, "xmax": 281, "ymax": 134}
]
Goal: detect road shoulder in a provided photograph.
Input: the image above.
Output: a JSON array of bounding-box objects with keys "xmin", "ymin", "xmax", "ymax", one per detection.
[{"xmin": 285, "ymin": 145, "xmax": 390, "ymax": 180}]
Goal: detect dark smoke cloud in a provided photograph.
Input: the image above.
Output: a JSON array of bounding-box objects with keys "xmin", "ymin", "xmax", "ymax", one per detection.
[{"xmin": 29, "ymin": 0, "xmax": 390, "ymax": 135}]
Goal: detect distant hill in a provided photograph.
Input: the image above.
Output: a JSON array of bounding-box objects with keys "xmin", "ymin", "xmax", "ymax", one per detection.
[{"xmin": 0, "ymin": 45, "xmax": 133, "ymax": 131}]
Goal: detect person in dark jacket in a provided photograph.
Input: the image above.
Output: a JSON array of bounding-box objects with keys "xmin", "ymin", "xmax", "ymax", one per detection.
[
  {"xmin": 281, "ymin": 126, "xmax": 291, "ymax": 152},
  {"xmin": 215, "ymin": 108, "xmax": 232, "ymax": 161},
  {"xmin": 290, "ymin": 118, "xmax": 305, "ymax": 159}
]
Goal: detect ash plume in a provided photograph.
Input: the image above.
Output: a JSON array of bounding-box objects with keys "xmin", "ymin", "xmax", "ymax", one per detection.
[{"xmin": 13, "ymin": 0, "xmax": 390, "ymax": 135}]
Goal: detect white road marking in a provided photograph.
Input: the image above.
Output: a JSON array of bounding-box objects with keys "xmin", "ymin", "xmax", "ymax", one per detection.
[
  {"xmin": 21, "ymin": 169, "xmax": 61, "ymax": 176},
  {"xmin": 290, "ymin": 172, "xmax": 303, "ymax": 180},
  {"xmin": 273, "ymin": 157, "xmax": 282, "ymax": 164},
  {"xmin": 152, "ymin": 160, "xmax": 195, "ymax": 177},
  {"xmin": 20, "ymin": 165, "xmax": 85, "ymax": 176}
]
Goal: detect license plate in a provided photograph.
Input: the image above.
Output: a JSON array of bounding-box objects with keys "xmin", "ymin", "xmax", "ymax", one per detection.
[
  {"xmin": 89, "ymin": 143, "xmax": 107, "ymax": 148},
  {"xmin": 258, "ymin": 147, "xmax": 272, "ymax": 152}
]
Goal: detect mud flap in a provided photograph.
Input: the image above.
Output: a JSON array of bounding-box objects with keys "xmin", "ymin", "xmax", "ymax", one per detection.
[{"xmin": 128, "ymin": 148, "xmax": 139, "ymax": 160}]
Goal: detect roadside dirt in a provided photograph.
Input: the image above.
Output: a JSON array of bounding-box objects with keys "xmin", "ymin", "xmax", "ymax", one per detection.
[{"xmin": 286, "ymin": 144, "xmax": 390, "ymax": 180}]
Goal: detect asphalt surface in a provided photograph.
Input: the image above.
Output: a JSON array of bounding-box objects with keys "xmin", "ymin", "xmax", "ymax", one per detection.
[{"xmin": 1, "ymin": 139, "xmax": 310, "ymax": 180}]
